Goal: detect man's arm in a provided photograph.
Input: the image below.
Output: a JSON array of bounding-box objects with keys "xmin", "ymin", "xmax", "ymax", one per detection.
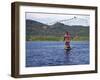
[{"xmin": 64, "ymin": 37, "xmax": 65, "ymax": 41}]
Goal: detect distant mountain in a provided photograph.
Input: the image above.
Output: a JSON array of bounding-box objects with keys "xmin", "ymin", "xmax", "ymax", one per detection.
[
  {"xmin": 26, "ymin": 19, "xmax": 89, "ymax": 37},
  {"xmin": 26, "ymin": 19, "xmax": 49, "ymax": 36}
]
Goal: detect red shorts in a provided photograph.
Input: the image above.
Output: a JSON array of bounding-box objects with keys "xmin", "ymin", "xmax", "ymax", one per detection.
[{"xmin": 65, "ymin": 42, "xmax": 70, "ymax": 47}]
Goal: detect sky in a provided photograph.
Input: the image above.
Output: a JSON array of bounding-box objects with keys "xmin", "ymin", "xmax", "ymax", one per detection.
[{"xmin": 26, "ymin": 12, "xmax": 90, "ymax": 26}]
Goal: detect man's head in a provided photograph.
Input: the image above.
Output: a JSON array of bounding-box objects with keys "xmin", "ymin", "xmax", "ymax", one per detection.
[{"xmin": 66, "ymin": 31, "xmax": 69, "ymax": 35}]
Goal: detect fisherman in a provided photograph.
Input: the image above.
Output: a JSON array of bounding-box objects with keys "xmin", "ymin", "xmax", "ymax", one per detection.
[{"xmin": 64, "ymin": 31, "xmax": 71, "ymax": 49}]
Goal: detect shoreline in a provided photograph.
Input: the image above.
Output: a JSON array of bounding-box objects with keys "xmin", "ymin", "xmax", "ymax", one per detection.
[{"xmin": 26, "ymin": 41, "xmax": 89, "ymax": 42}]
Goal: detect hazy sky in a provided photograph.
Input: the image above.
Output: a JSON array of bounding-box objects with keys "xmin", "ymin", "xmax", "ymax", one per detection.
[{"xmin": 26, "ymin": 12, "xmax": 90, "ymax": 26}]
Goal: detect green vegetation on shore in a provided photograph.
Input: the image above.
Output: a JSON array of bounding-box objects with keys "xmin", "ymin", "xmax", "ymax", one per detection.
[{"xmin": 26, "ymin": 36, "xmax": 89, "ymax": 41}]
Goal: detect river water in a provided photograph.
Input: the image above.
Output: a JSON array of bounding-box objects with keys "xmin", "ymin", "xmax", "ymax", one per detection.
[{"xmin": 26, "ymin": 41, "xmax": 89, "ymax": 67}]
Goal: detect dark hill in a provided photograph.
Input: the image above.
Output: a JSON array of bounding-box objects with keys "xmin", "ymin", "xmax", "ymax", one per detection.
[
  {"xmin": 26, "ymin": 19, "xmax": 49, "ymax": 36},
  {"xmin": 26, "ymin": 19, "xmax": 89, "ymax": 37}
]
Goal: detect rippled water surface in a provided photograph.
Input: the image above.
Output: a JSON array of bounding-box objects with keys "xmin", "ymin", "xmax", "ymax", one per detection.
[{"xmin": 26, "ymin": 41, "xmax": 89, "ymax": 67}]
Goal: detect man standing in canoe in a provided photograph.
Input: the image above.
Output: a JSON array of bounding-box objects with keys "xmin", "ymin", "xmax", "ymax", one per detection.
[{"xmin": 64, "ymin": 31, "xmax": 71, "ymax": 49}]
